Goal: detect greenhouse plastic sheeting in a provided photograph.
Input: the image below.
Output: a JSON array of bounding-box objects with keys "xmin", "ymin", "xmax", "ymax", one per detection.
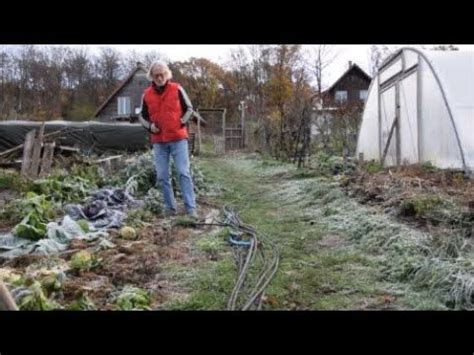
[
  {"xmin": 0, "ymin": 120, "xmax": 149, "ymax": 153},
  {"xmin": 357, "ymin": 48, "xmax": 474, "ymax": 171}
]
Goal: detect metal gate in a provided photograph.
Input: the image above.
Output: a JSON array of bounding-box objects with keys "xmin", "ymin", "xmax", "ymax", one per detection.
[{"xmin": 225, "ymin": 125, "xmax": 244, "ymax": 150}]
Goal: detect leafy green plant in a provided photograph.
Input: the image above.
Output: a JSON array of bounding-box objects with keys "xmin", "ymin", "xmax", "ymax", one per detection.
[
  {"xmin": 144, "ymin": 188, "xmax": 165, "ymax": 214},
  {"xmin": 312, "ymin": 152, "xmax": 357, "ymax": 176},
  {"xmin": 119, "ymin": 152, "xmax": 210, "ymax": 199},
  {"xmin": 0, "ymin": 170, "xmax": 16, "ymax": 189},
  {"xmin": 365, "ymin": 160, "xmax": 383, "ymax": 174},
  {"xmin": 76, "ymin": 219, "xmax": 90, "ymax": 233},
  {"xmin": 124, "ymin": 208, "xmax": 154, "ymax": 228},
  {"xmin": 70, "ymin": 163, "xmax": 107, "ymax": 187},
  {"xmin": 122, "ymin": 152, "xmax": 156, "ymax": 196},
  {"xmin": 173, "ymin": 216, "xmax": 198, "ymax": 227},
  {"xmin": 17, "ymin": 281, "xmax": 61, "ymax": 310},
  {"xmin": 191, "ymin": 163, "xmax": 210, "ymax": 195},
  {"xmin": 13, "ymin": 214, "xmax": 48, "ymax": 240},
  {"xmin": 0, "ymin": 169, "xmax": 28, "ymax": 192},
  {"xmin": 69, "ymin": 250, "xmax": 102, "ymax": 273},
  {"xmin": 119, "ymin": 226, "xmax": 138, "ymax": 240},
  {"xmin": 400, "ymin": 195, "xmax": 443, "ymax": 218},
  {"xmin": 11, "ymin": 192, "xmax": 57, "ymax": 240},
  {"xmin": 31, "ymin": 175, "xmax": 95, "ymax": 204},
  {"xmin": 39, "ymin": 271, "xmax": 65, "ymax": 295},
  {"xmin": 196, "ymin": 232, "xmax": 227, "ymax": 258},
  {"xmin": 420, "ymin": 161, "xmax": 436, "ymax": 173},
  {"xmin": 67, "ymin": 292, "xmax": 97, "ymax": 310},
  {"xmin": 113, "ymin": 286, "xmax": 151, "ymax": 310}
]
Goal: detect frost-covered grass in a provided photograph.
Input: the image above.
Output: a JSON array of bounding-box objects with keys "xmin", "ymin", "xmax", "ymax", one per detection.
[{"xmin": 166, "ymin": 153, "xmax": 474, "ymax": 310}]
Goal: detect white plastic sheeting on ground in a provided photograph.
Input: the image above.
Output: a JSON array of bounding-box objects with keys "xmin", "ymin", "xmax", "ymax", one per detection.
[
  {"xmin": 0, "ymin": 216, "xmax": 108, "ymax": 259},
  {"xmin": 0, "ymin": 186, "xmax": 142, "ymax": 260}
]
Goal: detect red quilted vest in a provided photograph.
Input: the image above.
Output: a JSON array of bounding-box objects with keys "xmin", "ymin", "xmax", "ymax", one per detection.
[{"xmin": 143, "ymin": 81, "xmax": 188, "ymax": 144}]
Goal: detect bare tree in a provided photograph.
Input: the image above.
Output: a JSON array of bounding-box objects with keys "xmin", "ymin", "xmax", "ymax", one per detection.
[
  {"xmin": 95, "ymin": 47, "xmax": 123, "ymax": 96},
  {"xmin": 0, "ymin": 46, "xmax": 10, "ymax": 118},
  {"xmin": 122, "ymin": 49, "xmax": 143, "ymax": 73},
  {"xmin": 248, "ymin": 45, "xmax": 271, "ymax": 118},
  {"xmin": 226, "ymin": 46, "xmax": 251, "ymax": 107},
  {"xmin": 141, "ymin": 50, "xmax": 168, "ymax": 69},
  {"xmin": 14, "ymin": 45, "xmax": 37, "ymax": 116},
  {"xmin": 246, "ymin": 45, "xmax": 272, "ymax": 152},
  {"xmin": 368, "ymin": 45, "xmax": 395, "ymax": 76},
  {"xmin": 63, "ymin": 46, "xmax": 92, "ymax": 91},
  {"xmin": 302, "ymin": 46, "xmax": 339, "ymax": 156},
  {"xmin": 289, "ymin": 65, "xmax": 313, "ymax": 163},
  {"xmin": 305, "ymin": 45, "xmax": 338, "ymax": 99}
]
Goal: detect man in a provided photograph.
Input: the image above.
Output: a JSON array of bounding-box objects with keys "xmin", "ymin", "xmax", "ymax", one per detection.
[{"xmin": 138, "ymin": 61, "xmax": 198, "ymax": 219}]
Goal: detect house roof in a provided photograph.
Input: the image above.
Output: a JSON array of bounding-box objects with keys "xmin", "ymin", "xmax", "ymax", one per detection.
[
  {"xmin": 323, "ymin": 63, "xmax": 372, "ymax": 94},
  {"xmin": 94, "ymin": 63, "xmax": 148, "ymax": 117}
]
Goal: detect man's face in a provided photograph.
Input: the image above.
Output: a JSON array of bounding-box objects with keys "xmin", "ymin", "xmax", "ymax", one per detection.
[{"xmin": 152, "ymin": 66, "xmax": 167, "ymax": 86}]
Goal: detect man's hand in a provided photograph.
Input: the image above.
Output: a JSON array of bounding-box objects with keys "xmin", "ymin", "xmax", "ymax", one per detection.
[{"xmin": 150, "ymin": 123, "xmax": 160, "ymax": 134}]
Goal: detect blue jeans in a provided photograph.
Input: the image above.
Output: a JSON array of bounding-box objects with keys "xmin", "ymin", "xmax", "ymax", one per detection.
[{"xmin": 152, "ymin": 139, "xmax": 196, "ymax": 214}]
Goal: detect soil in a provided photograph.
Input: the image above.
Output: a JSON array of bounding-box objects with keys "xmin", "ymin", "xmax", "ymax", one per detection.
[{"xmin": 1, "ymin": 203, "xmax": 221, "ymax": 310}]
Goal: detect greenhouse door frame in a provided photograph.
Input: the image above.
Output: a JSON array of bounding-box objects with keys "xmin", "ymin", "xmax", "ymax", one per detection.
[{"xmin": 377, "ymin": 53, "xmax": 420, "ymax": 166}]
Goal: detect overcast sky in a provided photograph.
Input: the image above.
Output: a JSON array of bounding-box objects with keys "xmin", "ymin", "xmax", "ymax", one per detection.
[{"xmin": 47, "ymin": 44, "xmax": 474, "ymax": 89}]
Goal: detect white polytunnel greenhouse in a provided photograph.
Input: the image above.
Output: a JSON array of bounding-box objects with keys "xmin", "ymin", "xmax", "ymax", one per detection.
[{"xmin": 356, "ymin": 47, "xmax": 474, "ymax": 173}]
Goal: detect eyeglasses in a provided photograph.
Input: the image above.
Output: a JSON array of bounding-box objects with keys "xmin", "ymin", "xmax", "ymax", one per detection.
[{"xmin": 153, "ymin": 73, "xmax": 165, "ymax": 78}]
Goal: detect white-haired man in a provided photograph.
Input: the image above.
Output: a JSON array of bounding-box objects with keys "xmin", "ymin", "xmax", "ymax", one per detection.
[{"xmin": 138, "ymin": 61, "xmax": 197, "ymax": 219}]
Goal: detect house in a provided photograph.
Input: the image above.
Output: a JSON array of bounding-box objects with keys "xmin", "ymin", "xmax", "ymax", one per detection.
[
  {"xmin": 310, "ymin": 62, "xmax": 372, "ymax": 150},
  {"xmin": 94, "ymin": 63, "xmax": 149, "ymax": 122},
  {"xmin": 357, "ymin": 47, "xmax": 474, "ymax": 172},
  {"xmin": 321, "ymin": 61, "xmax": 372, "ymax": 107}
]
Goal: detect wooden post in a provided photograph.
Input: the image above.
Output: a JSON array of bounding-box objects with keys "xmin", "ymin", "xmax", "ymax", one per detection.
[
  {"xmin": 358, "ymin": 152, "xmax": 364, "ymax": 166},
  {"xmin": 343, "ymin": 145, "xmax": 349, "ymax": 171},
  {"xmin": 29, "ymin": 124, "xmax": 45, "ymax": 178},
  {"xmin": 468, "ymin": 200, "xmax": 474, "ymax": 215},
  {"xmin": 214, "ymin": 136, "xmax": 224, "ymax": 155},
  {"xmin": 381, "ymin": 117, "xmax": 398, "ymax": 167},
  {"xmin": 197, "ymin": 114, "xmax": 202, "ymax": 155},
  {"xmin": 21, "ymin": 129, "xmax": 36, "ymax": 178},
  {"xmin": 40, "ymin": 141, "xmax": 56, "ymax": 177},
  {"xmin": 377, "ymin": 72, "xmax": 382, "ymax": 161},
  {"xmin": 0, "ymin": 281, "xmax": 18, "ymax": 311},
  {"xmin": 395, "ymin": 81, "xmax": 401, "ymax": 166},
  {"xmin": 239, "ymin": 101, "xmax": 245, "ymax": 148},
  {"xmin": 189, "ymin": 132, "xmax": 195, "ymax": 154},
  {"xmin": 222, "ymin": 109, "xmax": 226, "ymax": 153}
]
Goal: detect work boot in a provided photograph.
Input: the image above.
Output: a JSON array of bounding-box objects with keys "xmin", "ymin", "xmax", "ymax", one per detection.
[
  {"xmin": 187, "ymin": 209, "xmax": 198, "ymax": 220},
  {"xmin": 163, "ymin": 209, "xmax": 177, "ymax": 218}
]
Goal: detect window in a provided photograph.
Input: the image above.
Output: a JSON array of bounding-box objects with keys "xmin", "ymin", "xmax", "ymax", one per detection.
[
  {"xmin": 359, "ymin": 90, "xmax": 368, "ymax": 102},
  {"xmin": 335, "ymin": 90, "xmax": 348, "ymax": 103},
  {"xmin": 117, "ymin": 97, "xmax": 131, "ymax": 115}
]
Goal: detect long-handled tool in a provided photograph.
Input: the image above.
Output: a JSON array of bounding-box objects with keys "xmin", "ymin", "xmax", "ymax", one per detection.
[{"xmin": 0, "ymin": 280, "xmax": 18, "ymax": 311}]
